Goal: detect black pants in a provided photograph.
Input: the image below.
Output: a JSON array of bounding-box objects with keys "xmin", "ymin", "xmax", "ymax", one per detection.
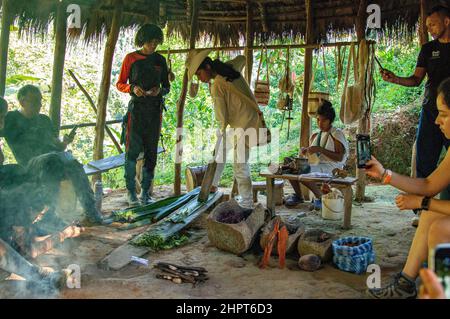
[{"xmin": 124, "ymin": 99, "xmax": 162, "ymax": 192}]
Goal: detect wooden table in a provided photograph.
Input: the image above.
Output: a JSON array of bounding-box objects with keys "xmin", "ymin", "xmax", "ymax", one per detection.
[{"xmin": 260, "ymin": 170, "xmax": 357, "ymax": 229}]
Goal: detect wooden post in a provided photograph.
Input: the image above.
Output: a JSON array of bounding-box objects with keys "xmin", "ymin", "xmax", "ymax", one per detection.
[
  {"xmin": 49, "ymin": 1, "xmax": 67, "ymax": 130},
  {"xmin": 174, "ymin": 0, "xmax": 200, "ymax": 195},
  {"xmin": 93, "ymin": 0, "xmax": 123, "ymax": 179},
  {"xmin": 244, "ymin": 2, "xmax": 254, "ymax": 83},
  {"xmin": 0, "ymin": 0, "xmax": 12, "ymax": 97},
  {"xmin": 300, "ymin": 0, "xmax": 313, "ymax": 148},
  {"xmin": 355, "ymin": 0, "xmax": 368, "ymax": 202}
]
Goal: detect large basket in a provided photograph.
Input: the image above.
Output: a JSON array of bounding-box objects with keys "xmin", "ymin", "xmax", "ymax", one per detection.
[{"xmin": 332, "ymin": 237, "xmax": 375, "ymax": 274}]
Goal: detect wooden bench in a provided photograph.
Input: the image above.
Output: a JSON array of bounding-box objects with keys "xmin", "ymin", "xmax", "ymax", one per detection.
[
  {"xmin": 260, "ymin": 170, "xmax": 357, "ymax": 229},
  {"xmin": 252, "ymin": 180, "xmax": 284, "ymax": 205}
]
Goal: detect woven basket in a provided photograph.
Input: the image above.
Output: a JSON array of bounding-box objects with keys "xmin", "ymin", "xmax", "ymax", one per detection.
[{"xmin": 332, "ymin": 237, "xmax": 375, "ymax": 274}]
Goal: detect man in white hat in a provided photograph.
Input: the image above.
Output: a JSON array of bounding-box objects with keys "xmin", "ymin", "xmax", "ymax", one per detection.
[{"xmin": 186, "ymin": 49, "xmax": 268, "ymax": 208}]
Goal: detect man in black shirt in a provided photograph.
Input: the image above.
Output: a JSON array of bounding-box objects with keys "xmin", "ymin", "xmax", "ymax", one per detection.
[
  {"xmin": 381, "ymin": 5, "xmax": 450, "ymax": 200},
  {"xmin": 3, "ymin": 85, "xmax": 104, "ymax": 225}
]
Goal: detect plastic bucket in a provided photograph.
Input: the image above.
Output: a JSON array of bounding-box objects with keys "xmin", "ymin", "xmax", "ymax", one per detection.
[{"xmin": 321, "ymin": 190, "xmax": 344, "ymax": 220}]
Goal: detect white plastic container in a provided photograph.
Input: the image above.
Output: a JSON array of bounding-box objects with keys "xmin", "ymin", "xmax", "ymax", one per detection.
[{"xmin": 321, "ymin": 189, "xmax": 344, "ymax": 220}]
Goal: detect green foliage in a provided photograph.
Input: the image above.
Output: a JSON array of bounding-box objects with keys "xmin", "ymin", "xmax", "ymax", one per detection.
[
  {"xmin": 133, "ymin": 232, "xmax": 189, "ymax": 250},
  {"xmin": 1, "ymin": 27, "xmax": 425, "ymax": 188}
]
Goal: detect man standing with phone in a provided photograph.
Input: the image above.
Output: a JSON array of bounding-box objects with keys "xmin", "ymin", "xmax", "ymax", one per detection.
[{"xmin": 381, "ymin": 5, "xmax": 450, "ymax": 203}]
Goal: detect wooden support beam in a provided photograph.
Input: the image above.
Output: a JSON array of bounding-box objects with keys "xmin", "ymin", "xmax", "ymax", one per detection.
[
  {"xmin": 93, "ymin": 0, "xmax": 123, "ymax": 179},
  {"xmin": 419, "ymin": 0, "xmax": 429, "ymax": 46},
  {"xmin": 49, "ymin": 1, "xmax": 68, "ymax": 130},
  {"xmin": 67, "ymin": 69, "xmax": 123, "ymax": 153},
  {"xmin": 300, "ymin": 0, "xmax": 313, "ymax": 149},
  {"xmin": 244, "ymin": 2, "xmax": 254, "ymax": 84},
  {"xmin": 0, "ymin": 0, "xmax": 12, "ymax": 97},
  {"xmin": 174, "ymin": 0, "xmax": 200, "ymax": 195},
  {"xmin": 60, "ymin": 119, "xmax": 121, "ymax": 130},
  {"xmin": 355, "ymin": 0, "xmax": 368, "ymax": 202}
]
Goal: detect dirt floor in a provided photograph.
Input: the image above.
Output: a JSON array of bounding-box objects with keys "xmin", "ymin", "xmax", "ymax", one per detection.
[{"xmin": 0, "ymin": 184, "xmax": 416, "ymax": 299}]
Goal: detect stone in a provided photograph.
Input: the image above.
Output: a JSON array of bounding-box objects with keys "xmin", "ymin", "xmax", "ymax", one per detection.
[
  {"xmin": 297, "ymin": 229, "xmax": 336, "ymax": 262},
  {"xmin": 298, "ymin": 254, "xmax": 321, "ymax": 272}
]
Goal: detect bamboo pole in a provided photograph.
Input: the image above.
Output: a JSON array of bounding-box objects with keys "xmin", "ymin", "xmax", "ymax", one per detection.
[
  {"xmin": 174, "ymin": 0, "xmax": 200, "ymax": 195},
  {"xmin": 67, "ymin": 69, "xmax": 123, "ymax": 153},
  {"xmin": 355, "ymin": 0, "xmax": 368, "ymax": 202},
  {"xmin": 157, "ymin": 41, "xmax": 367, "ymax": 55},
  {"xmin": 300, "ymin": 0, "xmax": 313, "ymax": 148},
  {"xmin": 49, "ymin": 0, "xmax": 68, "ymax": 130},
  {"xmin": 0, "ymin": 0, "xmax": 12, "ymax": 97},
  {"xmin": 93, "ymin": 0, "xmax": 123, "ymax": 180},
  {"xmin": 61, "ymin": 119, "xmax": 121, "ymax": 130},
  {"xmin": 244, "ymin": 1, "xmax": 254, "ymax": 84}
]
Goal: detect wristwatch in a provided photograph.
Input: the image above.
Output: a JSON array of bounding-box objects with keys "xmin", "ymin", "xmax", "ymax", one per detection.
[{"xmin": 421, "ymin": 196, "xmax": 431, "ymax": 211}]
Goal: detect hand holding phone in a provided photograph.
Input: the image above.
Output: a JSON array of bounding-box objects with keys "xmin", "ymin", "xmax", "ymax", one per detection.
[
  {"xmin": 356, "ymin": 134, "xmax": 371, "ymax": 169},
  {"xmin": 430, "ymin": 243, "xmax": 450, "ymax": 298}
]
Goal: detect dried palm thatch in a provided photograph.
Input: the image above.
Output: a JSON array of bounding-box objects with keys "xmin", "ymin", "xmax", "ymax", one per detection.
[{"xmin": 2, "ymin": 0, "xmax": 449, "ymax": 46}]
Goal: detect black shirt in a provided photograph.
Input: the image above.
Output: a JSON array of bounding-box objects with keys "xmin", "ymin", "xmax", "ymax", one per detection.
[
  {"xmin": 416, "ymin": 40, "xmax": 450, "ymax": 110},
  {"xmin": 3, "ymin": 111, "xmax": 63, "ymax": 165}
]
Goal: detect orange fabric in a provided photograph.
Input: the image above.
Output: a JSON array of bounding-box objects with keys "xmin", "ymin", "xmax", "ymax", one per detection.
[
  {"xmin": 116, "ymin": 51, "xmax": 148, "ymax": 94},
  {"xmin": 277, "ymin": 226, "xmax": 288, "ymax": 269},
  {"xmin": 260, "ymin": 219, "xmax": 280, "ymax": 269}
]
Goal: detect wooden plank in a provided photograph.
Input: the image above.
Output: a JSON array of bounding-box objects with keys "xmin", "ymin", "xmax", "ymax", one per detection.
[
  {"xmin": 342, "ymin": 185, "xmax": 353, "ymax": 229},
  {"xmin": 93, "ymin": 0, "xmax": 123, "ymax": 181},
  {"xmin": 174, "ymin": 0, "xmax": 200, "ymax": 195},
  {"xmin": 259, "ymin": 170, "xmax": 357, "ymax": 185},
  {"xmin": 49, "ymin": 0, "xmax": 67, "ymax": 131},
  {"xmin": 0, "ymin": 0, "xmax": 12, "ymax": 97},
  {"xmin": 300, "ymin": 0, "xmax": 313, "ymax": 149}
]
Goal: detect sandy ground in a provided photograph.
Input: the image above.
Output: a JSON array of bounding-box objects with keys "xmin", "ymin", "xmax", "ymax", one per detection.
[{"xmin": 0, "ymin": 184, "xmax": 416, "ymax": 299}]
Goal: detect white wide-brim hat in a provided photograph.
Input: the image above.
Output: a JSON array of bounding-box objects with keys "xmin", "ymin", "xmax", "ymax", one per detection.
[{"xmin": 186, "ymin": 49, "xmax": 212, "ymax": 81}]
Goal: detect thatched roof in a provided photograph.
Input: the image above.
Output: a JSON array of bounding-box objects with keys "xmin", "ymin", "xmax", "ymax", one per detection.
[{"xmin": 4, "ymin": 0, "xmax": 450, "ymax": 46}]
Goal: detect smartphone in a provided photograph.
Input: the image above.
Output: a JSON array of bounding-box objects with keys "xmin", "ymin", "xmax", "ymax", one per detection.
[
  {"xmin": 68, "ymin": 125, "xmax": 78, "ymax": 139},
  {"xmin": 431, "ymin": 243, "xmax": 450, "ymax": 298},
  {"xmin": 356, "ymin": 134, "xmax": 371, "ymax": 169}
]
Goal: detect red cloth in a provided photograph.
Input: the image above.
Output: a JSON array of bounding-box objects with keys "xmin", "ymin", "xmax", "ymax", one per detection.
[{"xmin": 116, "ymin": 51, "xmax": 148, "ymax": 93}]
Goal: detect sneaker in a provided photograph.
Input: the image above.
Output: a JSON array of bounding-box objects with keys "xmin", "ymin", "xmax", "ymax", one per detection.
[
  {"xmin": 367, "ymin": 272, "xmax": 417, "ymax": 299},
  {"xmin": 127, "ymin": 191, "xmax": 140, "ymax": 207},
  {"xmin": 285, "ymin": 194, "xmax": 304, "ymax": 208}
]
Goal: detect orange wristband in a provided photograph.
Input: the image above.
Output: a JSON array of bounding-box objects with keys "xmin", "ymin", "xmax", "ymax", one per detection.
[{"xmin": 382, "ymin": 169, "xmax": 392, "ymax": 184}]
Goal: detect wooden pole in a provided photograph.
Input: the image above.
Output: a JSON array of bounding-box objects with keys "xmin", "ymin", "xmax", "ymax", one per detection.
[
  {"xmin": 0, "ymin": 0, "xmax": 12, "ymax": 97},
  {"xmin": 93, "ymin": 0, "xmax": 123, "ymax": 180},
  {"xmin": 300, "ymin": 0, "xmax": 313, "ymax": 148},
  {"xmin": 174, "ymin": 0, "xmax": 200, "ymax": 195},
  {"xmin": 355, "ymin": 0, "xmax": 368, "ymax": 202},
  {"xmin": 67, "ymin": 69, "xmax": 123, "ymax": 153},
  {"xmin": 49, "ymin": 1, "xmax": 68, "ymax": 131},
  {"xmin": 244, "ymin": 1, "xmax": 254, "ymax": 83}
]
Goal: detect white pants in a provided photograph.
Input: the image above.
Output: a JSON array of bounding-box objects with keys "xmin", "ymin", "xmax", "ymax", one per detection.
[{"xmin": 212, "ymin": 135, "xmax": 253, "ymax": 208}]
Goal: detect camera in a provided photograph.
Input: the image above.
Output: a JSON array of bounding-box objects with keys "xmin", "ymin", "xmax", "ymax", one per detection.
[
  {"xmin": 356, "ymin": 134, "xmax": 371, "ymax": 169},
  {"xmin": 431, "ymin": 243, "xmax": 450, "ymax": 298}
]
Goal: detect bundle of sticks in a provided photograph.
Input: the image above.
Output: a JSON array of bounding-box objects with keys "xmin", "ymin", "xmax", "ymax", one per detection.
[{"xmin": 154, "ymin": 262, "xmax": 209, "ymax": 286}]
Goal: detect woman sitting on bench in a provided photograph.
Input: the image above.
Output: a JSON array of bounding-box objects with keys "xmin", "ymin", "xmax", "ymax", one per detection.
[{"xmin": 285, "ymin": 100, "xmax": 349, "ymax": 208}]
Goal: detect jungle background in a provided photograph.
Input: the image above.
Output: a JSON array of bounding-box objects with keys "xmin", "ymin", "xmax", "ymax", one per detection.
[{"xmin": 1, "ymin": 25, "xmax": 425, "ymax": 190}]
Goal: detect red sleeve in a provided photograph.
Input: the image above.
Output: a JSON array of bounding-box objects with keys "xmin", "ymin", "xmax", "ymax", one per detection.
[{"xmin": 116, "ymin": 54, "xmax": 133, "ymax": 93}]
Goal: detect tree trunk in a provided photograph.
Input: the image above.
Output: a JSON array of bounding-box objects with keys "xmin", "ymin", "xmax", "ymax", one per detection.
[
  {"xmin": 49, "ymin": 1, "xmax": 67, "ymax": 131},
  {"xmin": 174, "ymin": 0, "xmax": 200, "ymax": 195},
  {"xmin": 93, "ymin": 0, "xmax": 123, "ymax": 181},
  {"xmin": 300, "ymin": 0, "xmax": 313, "ymax": 149},
  {"xmin": 0, "ymin": 0, "xmax": 12, "ymax": 97}
]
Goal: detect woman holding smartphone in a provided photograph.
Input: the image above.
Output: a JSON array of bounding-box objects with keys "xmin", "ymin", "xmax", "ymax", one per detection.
[
  {"xmin": 116, "ymin": 24, "xmax": 170, "ymax": 206},
  {"xmin": 365, "ymin": 77, "xmax": 450, "ymax": 299}
]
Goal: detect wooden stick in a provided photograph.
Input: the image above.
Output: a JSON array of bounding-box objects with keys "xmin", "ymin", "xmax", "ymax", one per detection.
[
  {"xmin": 60, "ymin": 119, "xmax": 121, "ymax": 130},
  {"xmin": 244, "ymin": 2, "xmax": 254, "ymax": 84},
  {"xmin": 0, "ymin": 0, "xmax": 12, "ymax": 97},
  {"xmin": 67, "ymin": 69, "xmax": 123, "ymax": 153}
]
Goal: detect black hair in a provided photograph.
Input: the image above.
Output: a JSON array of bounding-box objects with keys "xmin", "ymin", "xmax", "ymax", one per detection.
[
  {"xmin": 317, "ymin": 100, "xmax": 336, "ymax": 123},
  {"xmin": 428, "ymin": 5, "xmax": 450, "ymax": 18},
  {"xmin": 197, "ymin": 57, "xmax": 241, "ymax": 82},
  {"xmin": 17, "ymin": 84, "xmax": 41, "ymax": 101},
  {"xmin": 135, "ymin": 24, "xmax": 164, "ymax": 47},
  {"xmin": 0, "ymin": 97, "xmax": 7, "ymax": 113},
  {"xmin": 438, "ymin": 77, "xmax": 450, "ymax": 108}
]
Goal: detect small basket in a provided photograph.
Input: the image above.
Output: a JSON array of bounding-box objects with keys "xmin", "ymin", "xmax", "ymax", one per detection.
[{"xmin": 332, "ymin": 237, "xmax": 375, "ymax": 274}]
